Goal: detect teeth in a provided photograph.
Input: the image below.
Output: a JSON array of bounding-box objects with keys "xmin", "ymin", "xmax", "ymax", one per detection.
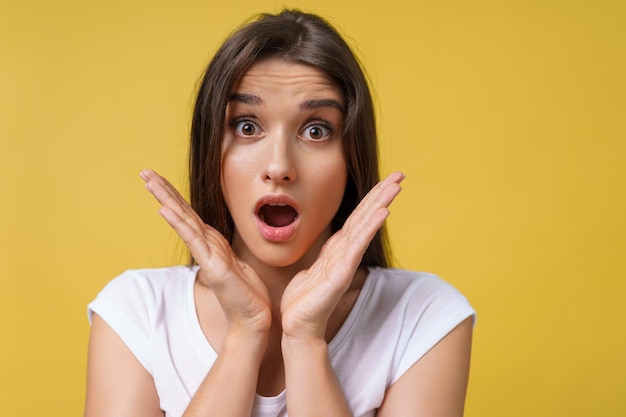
[{"xmin": 269, "ymin": 203, "xmax": 287, "ymax": 206}]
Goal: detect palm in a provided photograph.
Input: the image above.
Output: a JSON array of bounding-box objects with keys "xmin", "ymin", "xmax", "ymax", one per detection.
[
  {"xmin": 141, "ymin": 169, "xmax": 271, "ymax": 333},
  {"xmin": 280, "ymin": 230, "xmax": 357, "ymax": 336},
  {"xmin": 198, "ymin": 231, "xmax": 272, "ymax": 332},
  {"xmin": 281, "ymin": 172, "xmax": 404, "ymax": 340}
]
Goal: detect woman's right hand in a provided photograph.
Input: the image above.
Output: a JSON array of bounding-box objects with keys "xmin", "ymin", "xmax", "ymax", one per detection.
[{"xmin": 140, "ymin": 169, "xmax": 272, "ymax": 338}]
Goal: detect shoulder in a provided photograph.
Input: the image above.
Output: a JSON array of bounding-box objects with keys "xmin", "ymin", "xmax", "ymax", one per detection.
[
  {"xmin": 86, "ymin": 265, "xmax": 198, "ymax": 373},
  {"xmin": 329, "ymin": 268, "xmax": 474, "ymax": 410},
  {"xmin": 89, "ymin": 266, "xmax": 197, "ymax": 320},
  {"xmin": 367, "ymin": 271, "xmax": 474, "ymax": 416},
  {"xmin": 366, "ymin": 267, "xmax": 473, "ymax": 315},
  {"xmin": 92, "ymin": 265, "xmax": 195, "ymax": 301},
  {"xmin": 87, "ymin": 265, "xmax": 198, "ymax": 335},
  {"xmin": 365, "ymin": 267, "xmax": 475, "ymax": 381}
]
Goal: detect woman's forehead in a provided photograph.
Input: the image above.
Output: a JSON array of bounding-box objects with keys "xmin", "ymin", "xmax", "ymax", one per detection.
[{"xmin": 232, "ymin": 58, "xmax": 343, "ymax": 101}]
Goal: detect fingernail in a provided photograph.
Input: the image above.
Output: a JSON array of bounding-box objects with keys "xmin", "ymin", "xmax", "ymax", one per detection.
[{"xmin": 139, "ymin": 170, "xmax": 148, "ymax": 181}]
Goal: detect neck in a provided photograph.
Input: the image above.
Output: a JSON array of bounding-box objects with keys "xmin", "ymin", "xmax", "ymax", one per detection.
[
  {"xmin": 230, "ymin": 230, "xmax": 331, "ymax": 303},
  {"xmin": 237, "ymin": 247, "xmax": 321, "ymax": 308}
]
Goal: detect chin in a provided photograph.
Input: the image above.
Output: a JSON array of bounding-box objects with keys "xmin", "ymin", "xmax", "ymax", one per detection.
[
  {"xmin": 233, "ymin": 227, "xmax": 330, "ymax": 272},
  {"xmin": 253, "ymin": 244, "xmax": 312, "ymax": 270}
]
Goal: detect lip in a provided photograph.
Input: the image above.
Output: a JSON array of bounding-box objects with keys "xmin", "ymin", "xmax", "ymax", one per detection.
[{"xmin": 254, "ymin": 194, "xmax": 300, "ymax": 242}]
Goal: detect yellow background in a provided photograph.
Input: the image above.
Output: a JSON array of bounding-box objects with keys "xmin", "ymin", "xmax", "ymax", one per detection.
[{"xmin": 1, "ymin": 0, "xmax": 624, "ymax": 415}]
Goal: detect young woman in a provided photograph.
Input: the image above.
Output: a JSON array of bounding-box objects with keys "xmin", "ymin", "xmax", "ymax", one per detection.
[{"xmin": 85, "ymin": 10, "xmax": 474, "ymax": 417}]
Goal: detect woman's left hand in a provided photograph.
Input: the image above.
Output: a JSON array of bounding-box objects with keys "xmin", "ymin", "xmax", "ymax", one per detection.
[{"xmin": 280, "ymin": 172, "xmax": 404, "ymax": 342}]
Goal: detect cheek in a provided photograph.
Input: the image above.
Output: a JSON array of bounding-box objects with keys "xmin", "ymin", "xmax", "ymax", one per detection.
[
  {"xmin": 311, "ymin": 151, "xmax": 348, "ymax": 206},
  {"xmin": 221, "ymin": 156, "xmax": 247, "ymax": 217},
  {"xmin": 221, "ymin": 141, "xmax": 258, "ymax": 196}
]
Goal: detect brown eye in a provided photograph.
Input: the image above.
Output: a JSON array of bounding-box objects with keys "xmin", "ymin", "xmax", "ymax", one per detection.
[
  {"xmin": 309, "ymin": 127, "xmax": 323, "ymax": 139},
  {"xmin": 234, "ymin": 121, "xmax": 259, "ymax": 136},
  {"xmin": 303, "ymin": 124, "xmax": 331, "ymax": 141}
]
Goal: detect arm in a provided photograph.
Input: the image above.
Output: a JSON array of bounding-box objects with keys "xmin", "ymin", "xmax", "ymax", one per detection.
[
  {"xmin": 281, "ymin": 337, "xmax": 352, "ymax": 417},
  {"xmin": 84, "ymin": 314, "xmax": 163, "ymax": 417},
  {"xmin": 377, "ymin": 316, "xmax": 474, "ymax": 417},
  {"xmin": 181, "ymin": 331, "xmax": 267, "ymax": 417},
  {"xmin": 280, "ymin": 172, "xmax": 405, "ymax": 416},
  {"xmin": 86, "ymin": 170, "xmax": 271, "ymax": 417},
  {"xmin": 141, "ymin": 169, "xmax": 272, "ymax": 417},
  {"xmin": 85, "ymin": 316, "xmax": 268, "ymax": 417}
]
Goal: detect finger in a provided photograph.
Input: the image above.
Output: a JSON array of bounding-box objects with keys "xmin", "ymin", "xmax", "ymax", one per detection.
[
  {"xmin": 354, "ymin": 171, "xmax": 404, "ymax": 214},
  {"xmin": 330, "ymin": 208, "xmax": 388, "ymax": 268},
  {"xmin": 158, "ymin": 204, "xmax": 214, "ymax": 267},
  {"xmin": 141, "ymin": 169, "xmax": 205, "ymax": 230},
  {"xmin": 341, "ymin": 172, "xmax": 403, "ymax": 236},
  {"xmin": 141, "ymin": 169, "xmax": 189, "ymax": 209},
  {"xmin": 318, "ymin": 174, "xmax": 403, "ymax": 275},
  {"xmin": 342, "ymin": 172, "xmax": 404, "ymax": 237},
  {"xmin": 160, "ymin": 200, "xmax": 239, "ymax": 292},
  {"xmin": 141, "ymin": 170, "xmax": 227, "ymax": 268}
]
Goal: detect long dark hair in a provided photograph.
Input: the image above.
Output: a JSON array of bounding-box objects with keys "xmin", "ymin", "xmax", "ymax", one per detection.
[{"xmin": 189, "ymin": 9, "xmax": 390, "ymax": 267}]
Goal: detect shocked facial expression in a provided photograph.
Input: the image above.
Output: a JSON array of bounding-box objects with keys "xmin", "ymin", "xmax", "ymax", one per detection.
[{"xmin": 221, "ymin": 58, "xmax": 348, "ymax": 270}]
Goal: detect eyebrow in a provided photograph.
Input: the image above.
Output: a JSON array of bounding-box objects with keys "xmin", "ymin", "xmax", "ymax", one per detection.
[
  {"xmin": 228, "ymin": 93, "xmax": 345, "ymax": 115},
  {"xmin": 228, "ymin": 93, "xmax": 263, "ymax": 105},
  {"xmin": 301, "ymin": 99, "xmax": 346, "ymax": 115}
]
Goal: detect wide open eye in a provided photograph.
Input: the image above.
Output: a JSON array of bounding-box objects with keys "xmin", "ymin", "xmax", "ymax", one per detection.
[
  {"xmin": 302, "ymin": 124, "xmax": 332, "ymax": 141},
  {"xmin": 233, "ymin": 120, "xmax": 261, "ymax": 137}
]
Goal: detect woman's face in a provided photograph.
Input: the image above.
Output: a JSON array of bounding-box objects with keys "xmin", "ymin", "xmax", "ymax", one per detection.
[{"xmin": 221, "ymin": 58, "xmax": 347, "ymax": 270}]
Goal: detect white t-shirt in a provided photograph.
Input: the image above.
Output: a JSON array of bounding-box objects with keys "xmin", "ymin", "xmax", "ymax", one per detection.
[{"xmin": 88, "ymin": 266, "xmax": 474, "ymax": 417}]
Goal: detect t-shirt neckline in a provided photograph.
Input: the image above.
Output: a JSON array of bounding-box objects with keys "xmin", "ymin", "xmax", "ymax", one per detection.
[{"xmin": 184, "ymin": 265, "xmax": 378, "ymax": 402}]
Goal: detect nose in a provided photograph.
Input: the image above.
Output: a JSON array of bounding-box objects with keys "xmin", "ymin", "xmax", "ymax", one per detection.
[{"xmin": 263, "ymin": 131, "xmax": 296, "ymax": 183}]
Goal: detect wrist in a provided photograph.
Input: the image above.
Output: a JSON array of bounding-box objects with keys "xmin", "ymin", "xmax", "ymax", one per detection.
[
  {"xmin": 281, "ymin": 332, "xmax": 328, "ymax": 359},
  {"xmin": 222, "ymin": 328, "xmax": 269, "ymax": 361},
  {"xmin": 281, "ymin": 311, "xmax": 328, "ymax": 343}
]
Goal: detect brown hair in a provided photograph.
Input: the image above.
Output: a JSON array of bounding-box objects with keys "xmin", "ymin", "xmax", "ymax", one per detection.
[{"xmin": 189, "ymin": 9, "xmax": 390, "ymax": 267}]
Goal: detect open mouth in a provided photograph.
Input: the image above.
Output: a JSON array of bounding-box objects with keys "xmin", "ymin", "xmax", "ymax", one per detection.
[{"xmin": 258, "ymin": 203, "xmax": 298, "ymax": 227}]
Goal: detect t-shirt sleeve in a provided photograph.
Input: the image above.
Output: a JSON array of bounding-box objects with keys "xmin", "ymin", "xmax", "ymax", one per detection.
[
  {"xmin": 391, "ymin": 275, "xmax": 475, "ymax": 383},
  {"xmin": 87, "ymin": 270, "xmax": 159, "ymax": 375}
]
